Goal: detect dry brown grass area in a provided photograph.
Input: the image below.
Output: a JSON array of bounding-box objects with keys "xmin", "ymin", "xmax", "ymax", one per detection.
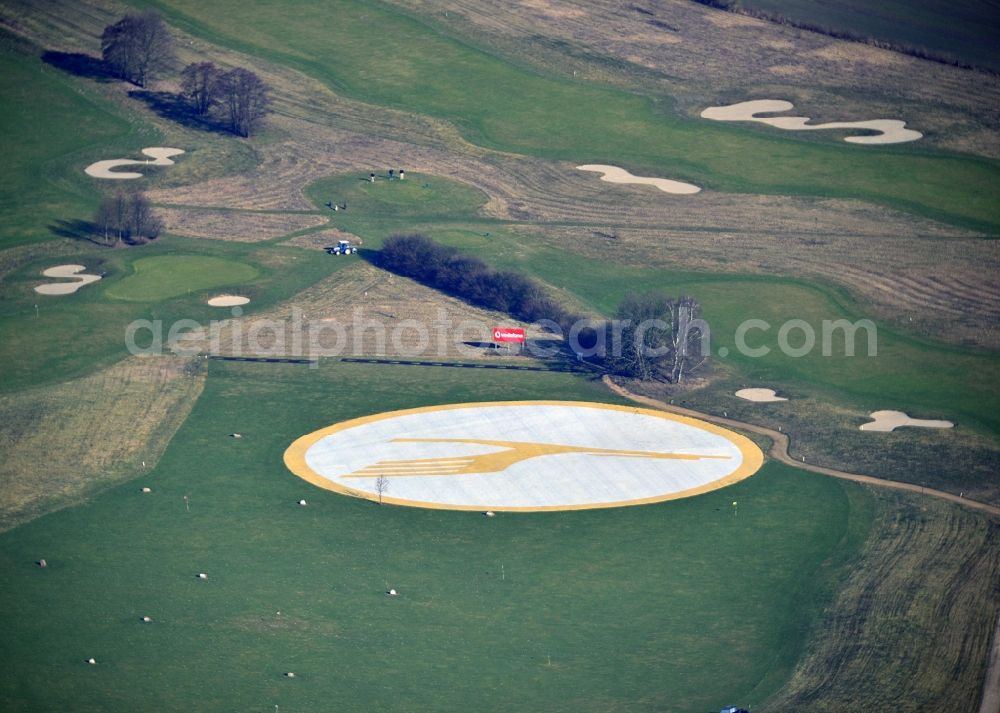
[
  {"xmin": 766, "ymin": 489, "xmax": 1000, "ymax": 712},
  {"xmin": 155, "ymin": 206, "xmax": 327, "ymax": 242},
  {"xmin": 182, "ymin": 261, "xmax": 543, "ymax": 361},
  {"xmin": 620, "ymin": 370, "xmax": 1000, "ymax": 505},
  {"xmin": 0, "ymin": 356, "xmax": 205, "ymax": 531},
  {"xmin": 518, "ymin": 218, "xmax": 1000, "ymax": 348},
  {"xmin": 392, "ymin": 0, "xmax": 1000, "ymax": 158},
  {"xmin": 281, "ymin": 228, "xmax": 365, "ymax": 250}
]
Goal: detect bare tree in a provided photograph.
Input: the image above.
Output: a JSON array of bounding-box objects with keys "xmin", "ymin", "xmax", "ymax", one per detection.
[
  {"xmin": 374, "ymin": 475, "xmax": 389, "ymax": 505},
  {"xmin": 607, "ymin": 292, "xmax": 708, "ymax": 383},
  {"xmin": 664, "ymin": 295, "xmax": 709, "ymax": 384},
  {"xmin": 214, "ymin": 68, "xmax": 270, "ymax": 137},
  {"xmin": 94, "ymin": 191, "xmax": 163, "ymax": 245},
  {"xmin": 101, "ymin": 12, "xmax": 175, "ymax": 87},
  {"xmin": 180, "ymin": 62, "xmax": 222, "ymax": 115},
  {"xmin": 94, "ymin": 192, "xmax": 127, "ymax": 246},
  {"xmin": 610, "ymin": 291, "xmax": 672, "ymax": 381}
]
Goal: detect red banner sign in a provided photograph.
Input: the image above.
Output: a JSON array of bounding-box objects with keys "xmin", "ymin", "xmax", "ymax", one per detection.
[{"xmin": 492, "ymin": 327, "xmax": 526, "ymax": 343}]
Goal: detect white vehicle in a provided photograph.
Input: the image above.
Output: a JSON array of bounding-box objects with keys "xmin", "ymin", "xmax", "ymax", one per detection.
[{"xmin": 325, "ymin": 240, "xmax": 356, "ymax": 255}]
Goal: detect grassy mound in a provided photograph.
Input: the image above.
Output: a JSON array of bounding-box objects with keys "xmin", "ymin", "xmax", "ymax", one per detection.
[{"xmin": 104, "ymin": 255, "xmax": 260, "ymax": 302}]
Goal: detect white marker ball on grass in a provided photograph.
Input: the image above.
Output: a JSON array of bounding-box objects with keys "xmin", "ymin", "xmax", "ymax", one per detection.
[
  {"xmin": 197, "ymin": 573, "xmax": 208, "ymax": 579},
  {"xmin": 87, "ymin": 658, "xmax": 96, "ymax": 665},
  {"xmin": 141, "ymin": 487, "xmax": 152, "ymax": 493},
  {"xmin": 142, "ymin": 616, "xmax": 153, "ymax": 623},
  {"xmin": 298, "ymin": 499, "xmax": 307, "ymax": 506},
  {"xmin": 284, "ymin": 671, "xmax": 296, "ymax": 678}
]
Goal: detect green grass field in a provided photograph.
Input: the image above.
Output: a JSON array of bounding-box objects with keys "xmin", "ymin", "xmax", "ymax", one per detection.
[
  {"xmin": 104, "ymin": 255, "xmax": 260, "ymax": 302},
  {"xmin": 0, "ymin": 237, "xmax": 344, "ymax": 392},
  {"xmin": 139, "ymin": 0, "xmax": 1000, "ymax": 232},
  {"xmin": 0, "ymin": 2, "xmax": 997, "ymax": 710},
  {"xmin": 0, "ymin": 360, "xmax": 864, "ymax": 713},
  {"xmin": 305, "ymin": 172, "xmax": 489, "ymax": 225},
  {"xmin": 0, "ymin": 33, "xmax": 137, "ymax": 250},
  {"xmin": 308, "ymin": 176, "xmax": 1000, "ymax": 437}
]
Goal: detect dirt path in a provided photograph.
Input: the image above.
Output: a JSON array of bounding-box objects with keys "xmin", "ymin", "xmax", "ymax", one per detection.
[
  {"xmin": 981, "ymin": 613, "xmax": 1000, "ymax": 713},
  {"xmin": 602, "ymin": 376, "xmax": 1000, "ymax": 518}
]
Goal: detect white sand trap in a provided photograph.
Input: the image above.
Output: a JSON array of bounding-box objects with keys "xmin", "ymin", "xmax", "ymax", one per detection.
[
  {"xmin": 735, "ymin": 388, "xmax": 787, "ymax": 403},
  {"xmin": 285, "ymin": 401, "xmax": 763, "ymax": 511},
  {"xmin": 85, "ymin": 147, "xmax": 185, "ymax": 179},
  {"xmin": 34, "ymin": 264, "xmax": 102, "ymax": 295},
  {"xmin": 576, "ymin": 164, "xmax": 702, "ymax": 195},
  {"xmin": 207, "ymin": 295, "xmax": 250, "ymax": 307},
  {"xmin": 701, "ymin": 100, "xmax": 922, "ymax": 144},
  {"xmin": 860, "ymin": 410, "xmax": 954, "ymax": 432}
]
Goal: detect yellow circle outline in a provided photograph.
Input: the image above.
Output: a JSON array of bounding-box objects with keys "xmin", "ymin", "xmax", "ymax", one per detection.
[{"xmin": 283, "ymin": 400, "xmax": 764, "ymax": 512}]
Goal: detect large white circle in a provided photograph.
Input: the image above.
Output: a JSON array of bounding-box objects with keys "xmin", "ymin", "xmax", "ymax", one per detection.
[{"xmin": 284, "ymin": 401, "xmax": 763, "ymax": 511}]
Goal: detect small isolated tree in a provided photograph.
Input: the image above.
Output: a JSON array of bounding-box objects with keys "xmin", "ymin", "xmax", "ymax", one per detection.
[
  {"xmin": 374, "ymin": 475, "xmax": 389, "ymax": 505},
  {"xmin": 180, "ymin": 62, "xmax": 222, "ymax": 115},
  {"xmin": 94, "ymin": 191, "xmax": 163, "ymax": 245},
  {"xmin": 664, "ymin": 295, "xmax": 708, "ymax": 384},
  {"xmin": 607, "ymin": 292, "xmax": 708, "ymax": 383},
  {"xmin": 610, "ymin": 291, "xmax": 672, "ymax": 381},
  {"xmin": 101, "ymin": 11, "xmax": 175, "ymax": 87},
  {"xmin": 214, "ymin": 68, "xmax": 270, "ymax": 137}
]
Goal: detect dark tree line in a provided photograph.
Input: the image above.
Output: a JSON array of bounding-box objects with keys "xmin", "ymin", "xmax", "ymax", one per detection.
[
  {"xmin": 379, "ymin": 234, "xmax": 575, "ymax": 327},
  {"xmin": 94, "ymin": 191, "xmax": 163, "ymax": 246},
  {"xmin": 378, "ymin": 234, "xmax": 707, "ymax": 382}
]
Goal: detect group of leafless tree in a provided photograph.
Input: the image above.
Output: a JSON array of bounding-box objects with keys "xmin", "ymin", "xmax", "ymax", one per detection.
[
  {"xmin": 100, "ymin": 11, "xmax": 270, "ymax": 137},
  {"xmin": 608, "ymin": 292, "xmax": 707, "ymax": 384},
  {"xmin": 378, "ymin": 234, "xmax": 707, "ymax": 382},
  {"xmin": 379, "ymin": 234, "xmax": 573, "ymax": 326},
  {"xmin": 93, "ymin": 192, "xmax": 163, "ymax": 246},
  {"xmin": 181, "ymin": 62, "xmax": 270, "ymax": 137}
]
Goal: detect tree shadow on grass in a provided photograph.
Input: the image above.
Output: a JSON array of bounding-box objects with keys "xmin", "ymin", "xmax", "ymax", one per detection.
[
  {"xmin": 128, "ymin": 90, "xmax": 230, "ymax": 134},
  {"xmin": 41, "ymin": 51, "xmax": 115, "ymax": 82},
  {"xmin": 49, "ymin": 219, "xmax": 105, "ymax": 246}
]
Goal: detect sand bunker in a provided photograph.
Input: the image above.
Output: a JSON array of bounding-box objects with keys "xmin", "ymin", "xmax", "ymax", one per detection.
[
  {"xmin": 34, "ymin": 264, "xmax": 102, "ymax": 295},
  {"xmin": 700, "ymin": 100, "xmax": 922, "ymax": 144},
  {"xmin": 85, "ymin": 147, "xmax": 185, "ymax": 179},
  {"xmin": 735, "ymin": 388, "xmax": 787, "ymax": 403},
  {"xmin": 207, "ymin": 295, "xmax": 250, "ymax": 307},
  {"xmin": 576, "ymin": 165, "xmax": 702, "ymax": 195},
  {"xmin": 860, "ymin": 410, "xmax": 954, "ymax": 432}
]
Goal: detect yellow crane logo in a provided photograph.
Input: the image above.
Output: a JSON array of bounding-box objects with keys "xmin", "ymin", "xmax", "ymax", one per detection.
[{"xmin": 340, "ymin": 437, "xmax": 729, "ymax": 478}]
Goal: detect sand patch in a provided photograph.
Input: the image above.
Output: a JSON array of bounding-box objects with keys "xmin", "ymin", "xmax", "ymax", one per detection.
[
  {"xmin": 207, "ymin": 295, "xmax": 250, "ymax": 307},
  {"xmin": 860, "ymin": 410, "xmax": 954, "ymax": 432},
  {"xmin": 576, "ymin": 165, "xmax": 701, "ymax": 195},
  {"xmin": 735, "ymin": 388, "xmax": 787, "ymax": 403},
  {"xmin": 34, "ymin": 264, "xmax": 101, "ymax": 295},
  {"xmin": 85, "ymin": 147, "xmax": 185, "ymax": 180},
  {"xmin": 701, "ymin": 100, "xmax": 921, "ymax": 144}
]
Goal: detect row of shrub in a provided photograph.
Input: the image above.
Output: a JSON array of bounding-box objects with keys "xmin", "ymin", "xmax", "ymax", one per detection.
[
  {"xmin": 375, "ymin": 234, "xmax": 708, "ymax": 383},
  {"xmin": 377, "ymin": 234, "xmax": 579, "ymax": 329}
]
